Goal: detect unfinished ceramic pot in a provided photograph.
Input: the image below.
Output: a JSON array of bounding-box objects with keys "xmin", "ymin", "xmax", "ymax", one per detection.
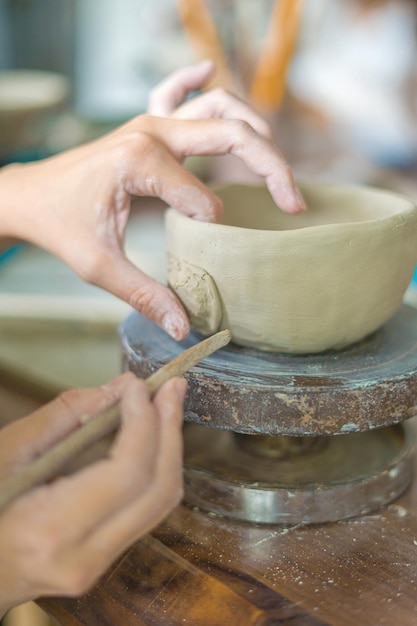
[{"xmin": 166, "ymin": 183, "xmax": 417, "ymax": 353}]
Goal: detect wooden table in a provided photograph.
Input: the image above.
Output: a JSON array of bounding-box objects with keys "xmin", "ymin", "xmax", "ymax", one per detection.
[
  {"xmin": 39, "ymin": 461, "xmax": 417, "ymax": 625},
  {"xmin": 2, "ymin": 369, "xmax": 417, "ymax": 625}
]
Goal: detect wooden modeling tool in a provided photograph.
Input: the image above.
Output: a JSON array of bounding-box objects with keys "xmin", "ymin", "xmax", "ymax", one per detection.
[{"xmin": 0, "ymin": 329, "xmax": 232, "ymax": 514}]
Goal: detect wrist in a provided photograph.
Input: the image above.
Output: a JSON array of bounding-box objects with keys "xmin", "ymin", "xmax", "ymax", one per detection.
[{"xmin": 0, "ymin": 162, "xmax": 29, "ymax": 239}]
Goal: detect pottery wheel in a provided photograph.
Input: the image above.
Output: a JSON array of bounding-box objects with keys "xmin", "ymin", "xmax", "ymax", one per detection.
[
  {"xmin": 120, "ymin": 304, "xmax": 417, "ymax": 524},
  {"xmin": 120, "ymin": 304, "xmax": 417, "ymax": 436},
  {"xmin": 182, "ymin": 421, "xmax": 414, "ymax": 524}
]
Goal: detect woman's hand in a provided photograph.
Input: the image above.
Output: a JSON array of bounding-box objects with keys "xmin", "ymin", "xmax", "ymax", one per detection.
[
  {"xmin": 0, "ymin": 62, "xmax": 304, "ymax": 340},
  {"xmin": 0, "ymin": 372, "xmax": 186, "ymax": 616}
]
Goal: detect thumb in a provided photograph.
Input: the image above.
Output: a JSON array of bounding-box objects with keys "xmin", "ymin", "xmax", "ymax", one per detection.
[{"xmin": 90, "ymin": 253, "xmax": 190, "ymax": 340}]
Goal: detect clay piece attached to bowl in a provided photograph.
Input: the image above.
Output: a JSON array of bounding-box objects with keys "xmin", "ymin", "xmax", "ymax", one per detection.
[{"xmin": 166, "ymin": 183, "xmax": 417, "ymax": 353}]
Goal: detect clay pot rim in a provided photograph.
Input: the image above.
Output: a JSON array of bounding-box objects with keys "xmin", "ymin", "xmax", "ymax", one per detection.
[{"xmin": 167, "ymin": 182, "xmax": 417, "ymax": 239}]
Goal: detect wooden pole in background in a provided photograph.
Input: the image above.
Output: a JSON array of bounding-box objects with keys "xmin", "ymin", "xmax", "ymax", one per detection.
[{"xmin": 250, "ymin": 0, "xmax": 304, "ymax": 111}]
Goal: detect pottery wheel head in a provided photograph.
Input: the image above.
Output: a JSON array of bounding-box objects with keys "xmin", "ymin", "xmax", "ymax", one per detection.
[{"xmin": 120, "ymin": 304, "xmax": 417, "ymax": 436}]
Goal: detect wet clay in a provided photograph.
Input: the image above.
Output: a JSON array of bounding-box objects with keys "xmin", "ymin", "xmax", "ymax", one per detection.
[{"xmin": 166, "ymin": 183, "xmax": 417, "ymax": 353}]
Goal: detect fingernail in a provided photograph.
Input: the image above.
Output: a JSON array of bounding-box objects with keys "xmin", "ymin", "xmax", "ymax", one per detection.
[
  {"xmin": 296, "ymin": 188, "xmax": 307, "ymax": 212},
  {"xmin": 162, "ymin": 311, "xmax": 189, "ymax": 341}
]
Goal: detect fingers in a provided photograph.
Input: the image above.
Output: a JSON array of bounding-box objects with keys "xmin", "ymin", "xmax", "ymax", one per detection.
[
  {"xmin": 148, "ymin": 59, "xmax": 215, "ymax": 116},
  {"xmin": 28, "ymin": 377, "xmax": 185, "ymax": 545},
  {"xmin": 123, "ymin": 133, "xmax": 223, "ymax": 222},
  {"xmin": 0, "ymin": 374, "xmax": 133, "ymax": 476},
  {"xmin": 137, "ymin": 116, "xmax": 305, "ymax": 215},
  {"xmin": 147, "ymin": 60, "xmax": 273, "ymax": 140},
  {"xmin": 146, "ymin": 62, "xmax": 284, "ymax": 203},
  {"xmin": 80, "ymin": 139, "xmax": 223, "ymax": 338},
  {"xmin": 85, "ymin": 251, "xmax": 190, "ymax": 340},
  {"xmin": 173, "ymin": 87, "xmax": 274, "ymax": 140},
  {"xmin": 80, "ymin": 378, "xmax": 187, "ymax": 564},
  {"xmin": 0, "ymin": 376, "xmax": 186, "ymax": 600}
]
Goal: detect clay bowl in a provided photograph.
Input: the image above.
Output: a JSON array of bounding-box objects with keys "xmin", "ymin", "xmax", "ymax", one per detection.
[{"xmin": 166, "ymin": 183, "xmax": 417, "ymax": 353}]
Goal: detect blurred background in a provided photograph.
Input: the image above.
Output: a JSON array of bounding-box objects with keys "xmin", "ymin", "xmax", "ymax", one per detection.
[
  {"xmin": 3, "ymin": 0, "xmax": 417, "ymax": 180},
  {"xmin": 2, "ymin": 1, "xmax": 417, "ymax": 623}
]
